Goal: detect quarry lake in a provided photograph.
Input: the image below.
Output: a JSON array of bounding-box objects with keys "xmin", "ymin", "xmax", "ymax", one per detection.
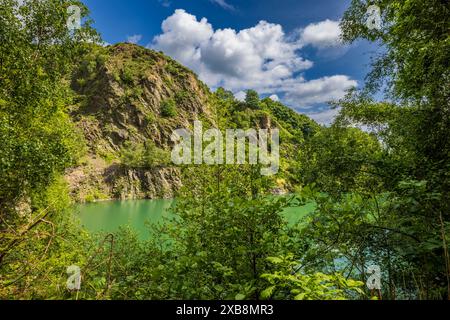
[{"xmin": 76, "ymin": 198, "xmax": 315, "ymax": 240}]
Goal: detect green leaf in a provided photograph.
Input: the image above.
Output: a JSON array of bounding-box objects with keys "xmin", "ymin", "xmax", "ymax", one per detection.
[
  {"xmin": 294, "ymin": 293, "xmax": 306, "ymax": 300},
  {"xmin": 260, "ymin": 286, "xmax": 276, "ymax": 299},
  {"xmin": 266, "ymin": 257, "xmax": 283, "ymax": 264}
]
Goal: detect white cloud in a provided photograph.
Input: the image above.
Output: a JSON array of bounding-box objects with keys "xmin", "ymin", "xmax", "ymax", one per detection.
[
  {"xmin": 151, "ymin": 10, "xmax": 356, "ymax": 108},
  {"xmin": 284, "ymin": 75, "xmax": 357, "ymax": 106},
  {"xmin": 151, "ymin": 10, "xmax": 311, "ymax": 94},
  {"xmin": 305, "ymin": 107, "xmax": 341, "ymax": 126},
  {"xmin": 152, "ymin": 9, "xmax": 213, "ymax": 64},
  {"xmin": 126, "ymin": 34, "xmax": 142, "ymax": 44},
  {"xmin": 269, "ymin": 94, "xmax": 280, "ymax": 102},
  {"xmin": 210, "ymin": 0, "xmax": 235, "ymax": 11},
  {"xmin": 234, "ymin": 91, "xmax": 246, "ymax": 102},
  {"xmin": 299, "ymin": 19, "xmax": 343, "ymax": 49}
]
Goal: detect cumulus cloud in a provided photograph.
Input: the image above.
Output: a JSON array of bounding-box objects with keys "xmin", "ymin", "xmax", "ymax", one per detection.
[
  {"xmin": 152, "ymin": 10, "xmax": 213, "ymax": 65},
  {"xmin": 151, "ymin": 10, "xmax": 311, "ymax": 92},
  {"xmin": 299, "ymin": 19, "xmax": 343, "ymax": 49},
  {"xmin": 126, "ymin": 34, "xmax": 142, "ymax": 44},
  {"xmin": 284, "ymin": 75, "xmax": 357, "ymax": 106},
  {"xmin": 151, "ymin": 10, "xmax": 355, "ymax": 108}
]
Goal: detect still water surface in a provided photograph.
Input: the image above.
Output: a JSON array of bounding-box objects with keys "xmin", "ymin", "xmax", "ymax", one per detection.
[{"xmin": 77, "ymin": 199, "xmax": 315, "ymax": 239}]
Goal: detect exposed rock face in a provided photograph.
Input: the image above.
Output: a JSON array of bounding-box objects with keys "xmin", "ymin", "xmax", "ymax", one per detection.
[
  {"xmin": 106, "ymin": 165, "xmax": 182, "ymax": 200},
  {"xmin": 66, "ymin": 43, "xmax": 215, "ymax": 202}
]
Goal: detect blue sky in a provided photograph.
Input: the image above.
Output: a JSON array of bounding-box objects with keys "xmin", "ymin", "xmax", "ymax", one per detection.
[{"xmin": 82, "ymin": 0, "xmax": 380, "ymax": 124}]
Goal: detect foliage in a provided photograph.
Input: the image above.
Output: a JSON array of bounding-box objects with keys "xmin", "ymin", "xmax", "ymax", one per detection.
[
  {"xmin": 245, "ymin": 90, "xmax": 260, "ymax": 110},
  {"xmin": 0, "ymin": 0, "xmax": 97, "ymax": 267},
  {"xmin": 261, "ymin": 254, "xmax": 364, "ymax": 300},
  {"xmin": 299, "ymin": 125, "xmax": 383, "ymax": 196},
  {"xmin": 160, "ymin": 98, "xmax": 177, "ymax": 118},
  {"xmin": 120, "ymin": 66, "xmax": 135, "ymax": 85},
  {"xmin": 0, "ymin": 177, "xmax": 92, "ymax": 299},
  {"xmin": 293, "ymin": 0, "xmax": 450, "ymax": 299},
  {"xmin": 120, "ymin": 140, "xmax": 170, "ymax": 169}
]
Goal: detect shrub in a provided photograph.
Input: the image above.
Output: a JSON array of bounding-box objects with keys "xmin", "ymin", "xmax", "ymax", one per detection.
[
  {"xmin": 160, "ymin": 98, "xmax": 177, "ymax": 118},
  {"xmin": 145, "ymin": 112, "xmax": 156, "ymax": 125},
  {"xmin": 120, "ymin": 141, "xmax": 170, "ymax": 168},
  {"xmin": 175, "ymin": 90, "xmax": 190, "ymax": 105},
  {"xmin": 120, "ymin": 66, "xmax": 135, "ymax": 84}
]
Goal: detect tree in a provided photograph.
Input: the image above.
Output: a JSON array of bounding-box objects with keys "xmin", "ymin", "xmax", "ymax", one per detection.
[
  {"xmin": 152, "ymin": 164, "xmax": 287, "ymax": 299},
  {"xmin": 0, "ymin": 0, "xmax": 97, "ymax": 275},
  {"xmin": 307, "ymin": 0, "xmax": 450, "ymax": 299},
  {"xmin": 215, "ymin": 87, "xmax": 235, "ymax": 101},
  {"xmin": 245, "ymin": 90, "xmax": 260, "ymax": 110},
  {"xmin": 299, "ymin": 125, "xmax": 383, "ymax": 196}
]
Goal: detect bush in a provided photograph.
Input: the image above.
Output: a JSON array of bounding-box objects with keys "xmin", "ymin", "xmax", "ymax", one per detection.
[
  {"xmin": 145, "ymin": 112, "xmax": 156, "ymax": 125},
  {"xmin": 120, "ymin": 141, "xmax": 170, "ymax": 168},
  {"xmin": 160, "ymin": 98, "xmax": 177, "ymax": 118},
  {"xmin": 120, "ymin": 66, "xmax": 135, "ymax": 84},
  {"xmin": 175, "ymin": 90, "xmax": 190, "ymax": 105}
]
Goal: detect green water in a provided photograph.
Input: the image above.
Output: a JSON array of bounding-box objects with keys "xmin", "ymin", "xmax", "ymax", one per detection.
[{"xmin": 77, "ymin": 199, "xmax": 315, "ymax": 239}]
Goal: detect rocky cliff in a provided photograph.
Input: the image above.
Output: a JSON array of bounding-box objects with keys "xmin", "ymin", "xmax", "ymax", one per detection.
[{"xmin": 66, "ymin": 43, "xmax": 216, "ymax": 201}]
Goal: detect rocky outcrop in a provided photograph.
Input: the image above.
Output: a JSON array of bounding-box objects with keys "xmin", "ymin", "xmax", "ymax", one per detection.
[
  {"xmin": 106, "ymin": 165, "xmax": 182, "ymax": 200},
  {"xmin": 66, "ymin": 43, "xmax": 215, "ymax": 202}
]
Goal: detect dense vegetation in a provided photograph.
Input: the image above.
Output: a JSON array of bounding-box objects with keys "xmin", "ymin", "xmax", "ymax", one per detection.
[{"xmin": 0, "ymin": 0, "xmax": 448, "ymax": 300}]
